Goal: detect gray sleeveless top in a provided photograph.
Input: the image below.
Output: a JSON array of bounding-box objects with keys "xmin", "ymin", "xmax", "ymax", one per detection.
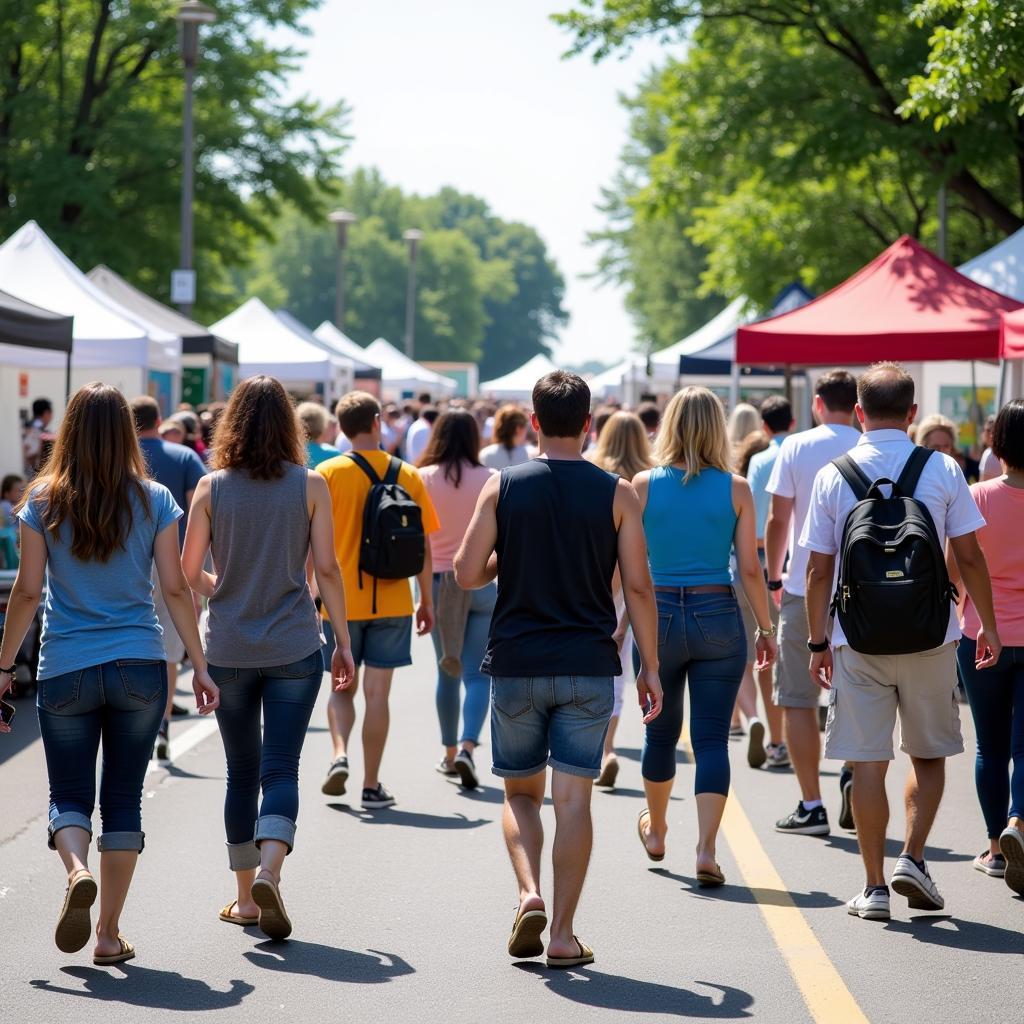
[{"xmin": 203, "ymin": 463, "xmax": 324, "ymax": 668}]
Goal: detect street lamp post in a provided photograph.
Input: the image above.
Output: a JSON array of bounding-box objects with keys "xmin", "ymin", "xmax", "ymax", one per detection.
[
  {"xmin": 175, "ymin": 1, "xmax": 217, "ymax": 318},
  {"xmin": 329, "ymin": 210, "xmax": 357, "ymax": 332},
  {"xmin": 403, "ymin": 229, "xmax": 423, "ymax": 359}
]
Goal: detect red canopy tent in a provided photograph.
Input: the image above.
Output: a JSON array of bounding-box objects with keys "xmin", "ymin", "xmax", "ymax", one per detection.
[
  {"xmin": 736, "ymin": 235, "xmax": 1022, "ymax": 365},
  {"xmin": 999, "ymin": 307, "xmax": 1024, "ymax": 358}
]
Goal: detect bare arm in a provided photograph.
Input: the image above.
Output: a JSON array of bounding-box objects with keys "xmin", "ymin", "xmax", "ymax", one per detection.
[
  {"xmin": 805, "ymin": 550, "xmax": 836, "ymax": 689},
  {"xmin": 414, "ymin": 543, "xmax": 435, "ymax": 636},
  {"xmin": 0, "ymin": 525, "xmax": 46, "ymax": 723},
  {"xmin": 181, "ymin": 476, "xmax": 217, "ymax": 598},
  {"xmin": 949, "ymin": 531, "xmax": 1001, "ymax": 668},
  {"xmin": 765, "ymin": 493, "xmax": 794, "ymax": 586},
  {"xmin": 454, "ymin": 473, "xmax": 500, "ymax": 590},
  {"xmin": 733, "ymin": 476, "xmax": 777, "ymax": 669}
]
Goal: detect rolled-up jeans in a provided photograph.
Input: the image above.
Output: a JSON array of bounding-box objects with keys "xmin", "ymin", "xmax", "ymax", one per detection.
[
  {"xmin": 209, "ymin": 651, "xmax": 322, "ymax": 869},
  {"xmin": 36, "ymin": 659, "xmax": 168, "ymax": 853}
]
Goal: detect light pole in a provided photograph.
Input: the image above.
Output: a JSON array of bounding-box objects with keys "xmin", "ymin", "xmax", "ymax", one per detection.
[
  {"xmin": 329, "ymin": 209, "xmax": 357, "ymax": 332},
  {"xmin": 403, "ymin": 228, "xmax": 423, "ymax": 359},
  {"xmin": 175, "ymin": 1, "xmax": 217, "ymax": 318}
]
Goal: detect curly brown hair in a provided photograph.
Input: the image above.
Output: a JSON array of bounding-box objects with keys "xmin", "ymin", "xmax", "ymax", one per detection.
[{"xmin": 211, "ymin": 376, "xmax": 305, "ymax": 480}]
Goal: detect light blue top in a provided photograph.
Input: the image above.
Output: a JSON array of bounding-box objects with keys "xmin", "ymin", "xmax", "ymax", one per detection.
[
  {"xmin": 643, "ymin": 466, "xmax": 736, "ymax": 586},
  {"xmin": 19, "ymin": 480, "xmax": 182, "ymax": 680},
  {"xmin": 747, "ymin": 435, "xmax": 786, "ymax": 541},
  {"xmin": 306, "ymin": 440, "xmax": 341, "ymax": 469}
]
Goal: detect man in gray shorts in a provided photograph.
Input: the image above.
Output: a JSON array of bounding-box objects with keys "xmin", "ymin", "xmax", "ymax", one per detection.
[{"xmin": 764, "ymin": 371, "xmax": 860, "ymax": 836}]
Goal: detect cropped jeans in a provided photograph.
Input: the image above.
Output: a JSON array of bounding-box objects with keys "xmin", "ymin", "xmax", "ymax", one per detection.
[
  {"xmin": 957, "ymin": 639, "xmax": 1024, "ymax": 837},
  {"xmin": 36, "ymin": 659, "xmax": 167, "ymax": 852},
  {"xmin": 638, "ymin": 589, "xmax": 746, "ymax": 794},
  {"xmin": 209, "ymin": 650, "xmax": 322, "ymax": 869}
]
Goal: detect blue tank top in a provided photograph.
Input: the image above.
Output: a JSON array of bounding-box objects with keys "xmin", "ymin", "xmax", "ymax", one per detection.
[{"xmin": 644, "ymin": 466, "xmax": 736, "ymax": 586}]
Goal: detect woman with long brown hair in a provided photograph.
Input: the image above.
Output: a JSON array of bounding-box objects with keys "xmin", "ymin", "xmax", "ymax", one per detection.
[
  {"xmin": 0, "ymin": 382, "xmax": 219, "ymax": 965},
  {"xmin": 182, "ymin": 375, "xmax": 355, "ymax": 941}
]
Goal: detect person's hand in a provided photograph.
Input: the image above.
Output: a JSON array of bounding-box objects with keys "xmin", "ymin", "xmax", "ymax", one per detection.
[
  {"xmin": 975, "ymin": 626, "xmax": 1002, "ymax": 669},
  {"xmin": 755, "ymin": 634, "xmax": 777, "ymax": 671},
  {"xmin": 808, "ymin": 647, "xmax": 833, "ymax": 690},
  {"xmin": 771, "ymin": 587, "xmax": 783, "ymax": 609},
  {"xmin": 415, "ymin": 602, "xmax": 434, "ymax": 636},
  {"xmin": 637, "ymin": 666, "xmax": 663, "ymax": 724},
  {"xmin": 0, "ymin": 670, "xmax": 13, "ymax": 734},
  {"xmin": 331, "ymin": 645, "xmax": 356, "ymax": 692},
  {"xmin": 192, "ymin": 667, "xmax": 220, "ymax": 714}
]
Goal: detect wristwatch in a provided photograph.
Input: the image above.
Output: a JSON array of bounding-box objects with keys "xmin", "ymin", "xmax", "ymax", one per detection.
[
  {"xmin": 806, "ymin": 639, "xmax": 829, "ymax": 653},
  {"xmin": 0, "ymin": 664, "xmax": 16, "ymax": 675},
  {"xmin": 767, "ymin": 579, "xmax": 783, "ymax": 592},
  {"xmin": 755, "ymin": 625, "xmax": 777, "ymax": 639}
]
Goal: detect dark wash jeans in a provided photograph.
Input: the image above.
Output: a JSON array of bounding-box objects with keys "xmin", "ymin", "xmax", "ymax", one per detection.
[
  {"xmin": 637, "ymin": 590, "xmax": 746, "ymax": 793},
  {"xmin": 209, "ymin": 651, "xmax": 322, "ymax": 869},
  {"xmin": 36, "ymin": 659, "xmax": 167, "ymax": 852}
]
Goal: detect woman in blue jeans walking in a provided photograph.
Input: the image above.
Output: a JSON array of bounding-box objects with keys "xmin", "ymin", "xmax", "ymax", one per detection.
[
  {"xmin": 183, "ymin": 376, "xmax": 355, "ymax": 940},
  {"xmin": 418, "ymin": 409, "xmax": 497, "ymax": 788},
  {"xmin": 0, "ymin": 383, "xmax": 219, "ymax": 965},
  {"xmin": 631, "ymin": 387, "xmax": 776, "ymax": 883}
]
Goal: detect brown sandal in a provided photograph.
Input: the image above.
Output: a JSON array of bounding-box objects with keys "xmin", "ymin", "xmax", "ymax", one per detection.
[
  {"xmin": 637, "ymin": 809, "xmax": 665, "ymax": 862},
  {"xmin": 251, "ymin": 873, "xmax": 293, "ymax": 940},
  {"xmin": 508, "ymin": 908, "xmax": 547, "ymax": 958},
  {"xmin": 55, "ymin": 869, "xmax": 97, "ymax": 953},
  {"xmin": 93, "ymin": 935, "xmax": 135, "ymax": 966},
  {"xmin": 219, "ymin": 900, "xmax": 258, "ymax": 926}
]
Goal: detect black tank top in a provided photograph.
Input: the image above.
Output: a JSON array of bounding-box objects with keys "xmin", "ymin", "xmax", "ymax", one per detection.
[{"xmin": 481, "ymin": 458, "xmax": 621, "ymax": 677}]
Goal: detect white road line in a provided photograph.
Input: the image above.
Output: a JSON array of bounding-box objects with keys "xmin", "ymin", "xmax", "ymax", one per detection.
[{"xmin": 145, "ymin": 717, "xmax": 219, "ymax": 776}]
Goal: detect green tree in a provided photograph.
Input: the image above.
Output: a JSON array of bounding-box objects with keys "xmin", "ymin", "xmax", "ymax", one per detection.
[{"xmin": 0, "ymin": 0, "xmax": 346, "ymax": 318}]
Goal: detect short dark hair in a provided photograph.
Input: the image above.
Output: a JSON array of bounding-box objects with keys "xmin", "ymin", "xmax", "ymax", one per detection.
[
  {"xmin": 335, "ymin": 391, "xmax": 381, "ymax": 439},
  {"xmin": 815, "ymin": 369, "xmax": 858, "ymax": 413},
  {"xmin": 421, "ymin": 406, "xmax": 440, "ymax": 425},
  {"xmin": 1, "ymin": 474, "xmax": 24, "ymax": 498},
  {"xmin": 858, "ymin": 362, "xmax": 915, "ymax": 422},
  {"xmin": 532, "ymin": 371, "xmax": 591, "ymax": 438},
  {"xmin": 32, "ymin": 398, "xmax": 52, "ymax": 418},
  {"xmin": 416, "ymin": 392, "xmax": 432, "ymax": 405},
  {"xmin": 130, "ymin": 395, "xmax": 160, "ymax": 433},
  {"xmin": 636, "ymin": 401, "xmax": 661, "ymax": 432},
  {"xmin": 760, "ymin": 395, "xmax": 792, "ymax": 434},
  {"xmin": 992, "ymin": 398, "xmax": 1024, "ymax": 470}
]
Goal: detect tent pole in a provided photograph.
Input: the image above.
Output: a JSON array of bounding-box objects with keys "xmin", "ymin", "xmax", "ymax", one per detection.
[
  {"xmin": 784, "ymin": 364, "xmax": 793, "ymax": 404},
  {"xmin": 729, "ymin": 360, "xmax": 740, "ymax": 409},
  {"xmin": 997, "ymin": 359, "xmax": 1008, "ymax": 410},
  {"xmin": 64, "ymin": 349, "xmax": 72, "ymax": 402}
]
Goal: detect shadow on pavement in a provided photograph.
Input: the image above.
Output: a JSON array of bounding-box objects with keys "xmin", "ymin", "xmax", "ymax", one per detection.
[
  {"xmin": 245, "ymin": 940, "xmax": 415, "ymax": 983},
  {"xmin": 513, "ymin": 964, "xmax": 753, "ymax": 1018},
  {"xmin": 650, "ymin": 868, "xmax": 844, "ymax": 909},
  {"xmin": 327, "ymin": 804, "xmax": 489, "ymax": 830},
  {"xmin": 824, "ymin": 835, "xmax": 972, "ymax": 863},
  {"xmin": 884, "ymin": 914, "xmax": 1024, "ymax": 954},
  {"xmin": 30, "ymin": 966, "xmax": 253, "ymax": 1009},
  {"xmin": 456, "ymin": 784, "xmax": 508, "ymax": 805},
  {"xmin": 617, "ymin": 746, "xmax": 691, "ymax": 766}
]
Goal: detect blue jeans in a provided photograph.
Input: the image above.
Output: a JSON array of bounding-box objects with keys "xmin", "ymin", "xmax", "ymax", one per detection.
[
  {"xmin": 209, "ymin": 650, "xmax": 322, "ymax": 869},
  {"xmin": 430, "ymin": 577, "xmax": 496, "ymax": 746},
  {"xmin": 957, "ymin": 639, "xmax": 1024, "ymax": 837},
  {"xmin": 640, "ymin": 590, "xmax": 746, "ymax": 793},
  {"xmin": 36, "ymin": 659, "xmax": 167, "ymax": 852}
]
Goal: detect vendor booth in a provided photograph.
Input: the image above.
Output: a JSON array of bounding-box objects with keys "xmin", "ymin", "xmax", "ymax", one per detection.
[
  {"xmin": 363, "ymin": 337, "xmax": 458, "ymax": 401},
  {"xmin": 480, "ymin": 354, "xmax": 558, "ymax": 402},
  {"xmin": 313, "ymin": 321, "xmax": 384, "ymax": 395},
  {"xmin": 588, "ymin": 358, "xmax": 651, "ymax": 405}
]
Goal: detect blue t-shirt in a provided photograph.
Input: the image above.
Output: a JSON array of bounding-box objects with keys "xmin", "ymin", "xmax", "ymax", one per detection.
[
  {"xmin": 306, "ymin": 440, "xmax": 341, "ymax": 468},
  {"xmin": 19, "ymin": 480, "xmax": 182, "ymax": 680},
  {"xmin": 139, "ymin": 437, "xmax": 206, "ymax": 546},
  {"xmin": 747, "ymin": 436, "xmax": 785, "ymax": 541}
]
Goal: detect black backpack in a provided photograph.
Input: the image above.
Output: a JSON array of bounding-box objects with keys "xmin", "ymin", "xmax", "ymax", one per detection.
[
  {"xmin": 831, "ymin": 446, "xmax": 956, "ymax": 656},
  {"xmin": 345, "ymin": 452, "xmax": 425, "ymax": 614}
]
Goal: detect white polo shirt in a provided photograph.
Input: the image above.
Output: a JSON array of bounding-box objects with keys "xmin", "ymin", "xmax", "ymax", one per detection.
[
  {"xmin": 800, "ymin": 428, "xmax": 985, "ymax": 648},
  {"xmin": 766, "ymin": 423, "xmax": 861, "ymax": 597}
]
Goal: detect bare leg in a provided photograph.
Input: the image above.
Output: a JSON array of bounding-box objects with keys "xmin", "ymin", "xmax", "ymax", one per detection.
[
  {"xmin": 784, "ymin": 707, "xmax": 822, "ymax": 802},
  {"xmin": 735, "ymin": 664, "xmax": 758, "ymax": 723},
  {"xmin": 361, "ymin": 666, "xmax": 394, "ymax": 790},
  {"xmin": 549, "ymin": 770, "xmax": 596, "ymax": 959},
  {"xmin": 602, "ymin": 715, "xmax": 619, "ymax": 759},
  {"xmin": 258, "ymin": 838, "xmax": 288, "ymax": 883},
  {"xmin": 327, "ymin": 668, "xmax": 359, "ymax": 760},
  {"xmin": 94, "ymin": 850, "xmax": 138, "ymax": 958},
  {"xmin": 903, "ymin": 757, "xmax": 945, "ymax": 861},
  {"xmin": 640, "ymin": 778, "xmax": 674, "ymax": 858},
  {"xmin": 851, "ymin": 761, "xmax": 889, "ymax": 887},
  {"xmin": 233, "ymin": 867, "xmax": 258, "ymax": 918},
  {"xmin": 53, "ymin": 825, "xmax": 91, "ymax": 878},
  {"xmin": 757, "ymin": 668, "xmax": 784, "ymax": 747},
  {"xmin": 695, "ymin": 792, "xmax": 728, "ymax": 874},
  {"xmin": 503, "ymin": 771, "xmax": 547, "ymax": 917},
  {"xmin": 163, "ymin": 661, "xmax": 178, "ymax": 724}
]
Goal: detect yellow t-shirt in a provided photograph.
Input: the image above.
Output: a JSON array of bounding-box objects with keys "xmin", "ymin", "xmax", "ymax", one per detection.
[{"xmin": 317, "ymin": 450, "xmax": 441, "ymax": 621}]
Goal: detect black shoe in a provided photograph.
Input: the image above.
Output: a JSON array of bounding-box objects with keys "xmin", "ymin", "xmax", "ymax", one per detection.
[
  {"xmin": 838, "ymin": 766, "xmax": 855, "ymax": 831},
  {"xmin": 321, "ymin": 756, "xmax": 349, "ymax": 796},
  {"xmin": 154, "ymin": 728, "xmax": 170, "ymax": 762},
  {"xmin": 454, "ymin": 748, "xmax": 479, "ymax": 789},
  {"xmin": 817, "ymin": 705, "xmax": 828, "ymax": 732},
  {"xmin": 775, "ymin": 802, "xmax": 830, "ymax": 836},
  {"xmin": 170, "ymin": 702, "xmax": 190, "ymax": 717},
  {"xmin": 361, "ymin": 784, "xmax": 396, "ymax": 809}
]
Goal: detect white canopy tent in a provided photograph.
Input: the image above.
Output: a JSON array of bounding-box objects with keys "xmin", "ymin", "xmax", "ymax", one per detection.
[
  {"xmin": 314, "ymin": 321, "xmax": 383, "ymax": 371},
  {"xmin": 363, "ymin": 337, "xmax": 458, "ymax": 399},
  {"xmin": 210, "ymin": 298, "xmax": 351, "ymax": 401},
  {"xmin": 649, "ymin": 297, "xmax": 752, "ymax": 386},
  {"xmin": 480, "ymin": 354, "xmax": 559, "ymax": 401},
  {"xmin": 588, "ymin": 357, "xmax": 652, "ymax": 405}
]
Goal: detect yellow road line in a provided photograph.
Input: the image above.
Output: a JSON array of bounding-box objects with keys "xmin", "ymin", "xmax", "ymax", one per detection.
[{"xmin": 680, "ymin": 730, "xmax": 869, "ymax": 1023}]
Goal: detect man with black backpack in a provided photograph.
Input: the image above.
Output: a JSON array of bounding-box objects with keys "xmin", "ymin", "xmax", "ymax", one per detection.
[
  {"xmin": 802, "ymin": 363, "xmax": 1000, "ymax": 921},
  {"xmin": 318, "ymin": 391, "xmax": 440, "ymax": 810}
]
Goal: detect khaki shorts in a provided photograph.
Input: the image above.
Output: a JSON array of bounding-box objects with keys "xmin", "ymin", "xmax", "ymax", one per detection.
[
  {"xmin": 741, "ymin": 592, "xmax": 780, "ymax": 663},
  {"xmin": 824, "ymin": 643, "xmax": 963, "ymax": 762},
  {"xmin": 772, "ymin": 591, "xmax": 819, "ymax": 708},
  {"xmin": 153, "ymin": 571, "xmax": 186, "ymax": 664}
]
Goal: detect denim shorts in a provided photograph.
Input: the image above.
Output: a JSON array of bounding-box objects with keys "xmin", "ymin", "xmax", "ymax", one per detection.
[
  {"xmin": 322, "ymin": 616, "xmax": 412, "ymax": 670},
  {"xmin": 490, "ymin": 675, "xmax": 613, "ymax": 780}
]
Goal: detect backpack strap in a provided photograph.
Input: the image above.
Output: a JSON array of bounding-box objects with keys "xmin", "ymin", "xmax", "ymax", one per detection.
[
  {"xmin": 894, "ymin": 445, "xmax": 933, "ymax": 498},
  {"xmin": 344, "ymin": 451, "xmax": 383, "ymax": 486},
  {"xmin": 382, "ymin": 455, "xmax": 402, "ymax": 487},
  {"xmin": 832, "ymin": 454, "xmax": 872, "ymax": 502}
]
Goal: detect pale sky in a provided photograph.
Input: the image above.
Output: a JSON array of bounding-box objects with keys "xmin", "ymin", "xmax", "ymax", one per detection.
[{"xmin": 274, "ymin": 0, "xmax": 669, "ymax": 365}]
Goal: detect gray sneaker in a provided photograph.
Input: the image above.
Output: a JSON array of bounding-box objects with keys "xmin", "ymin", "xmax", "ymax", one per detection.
[
  {"xmin": 847, "ymin": 886, "xmax": 890, "ymax": 921},
  {"xmin": 765, "ymin": 743, "xmax": 790, "ymax": 769},
  {"xmin": 890, "ymin": 854, "xmax": 944, "ymax": 910},
  {"xmin": 321, "ymin": 756, "xmax": 349, "ymax": 797},
  {"xmin": 999, "ymin": 827, "xmax": 1024, "ymax": 895}
]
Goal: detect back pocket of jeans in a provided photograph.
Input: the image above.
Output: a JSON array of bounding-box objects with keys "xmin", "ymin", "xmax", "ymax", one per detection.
[
  {"xmin": 117, "ymin": 660, "xmax": 166, "ymax": 704},
  {"xmin": 571, "ymin": 676, "xmax": 613, "ymax": 719},
  {"xmin": 269, "ymin": 652, "xmax": 324, "ymax": 679},
  {"xmin": 492, "ymin": 678, "xmax": 533, "ymax": 719},
  {"xmin": 40, "ymin": 670, "xmax": 83, "ymax": 712},
  {"xmin": 693, "ymin": 608, "xmax": 741, "ymax": 648}
]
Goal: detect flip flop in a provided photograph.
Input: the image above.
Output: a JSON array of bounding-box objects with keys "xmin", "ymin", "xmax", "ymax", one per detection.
[
  {"xmin": 219, "ymin": 900, "xmax": 258, "ymax": 926},
  {"xmin": 55, "ymin": 869, "xmax": 97, "ymax": 953},
  {"xmin": 507, "ymin": 908, "xmax": 547, "ymax": 958},
  {"xmin": 596, "ymin": 756, "xmax": 619, "ymax": 789},
  {"xmin": 637, "ymin": 809, "xmax": 664, "ymax": 862},
  {"xmin": 251, "ymin": 874, "xmax": 293, "ymax": 940},
  {"xmin": 696, "ymin": 864, "xmax": 726, "ymax": 887},
  {"xmin": 93, "ymin": 935, "xmax": 135, "ymax": 966},
  {"xmin": 546, "ymin": 936, "xmax": 594, "ymax": 969}
]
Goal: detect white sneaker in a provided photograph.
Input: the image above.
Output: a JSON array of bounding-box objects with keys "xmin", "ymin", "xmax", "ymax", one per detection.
[
  {"xmin": 846, "ymin": 887, "xmax": 890, "ymax": 920},
  {"xmin": 890, "ymin": 854, "xmax": 944, "ymax": 910}
]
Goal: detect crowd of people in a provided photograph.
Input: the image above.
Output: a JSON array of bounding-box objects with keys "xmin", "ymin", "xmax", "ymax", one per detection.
[{"xmin": 0, "ymin": 362, "xmax": 1021, "ymax": 970}]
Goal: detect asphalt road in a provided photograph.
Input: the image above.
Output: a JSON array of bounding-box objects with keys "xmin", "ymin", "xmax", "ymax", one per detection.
[{"xmin": 1, "ymin": 634, "xmax": 1020, "ymax": 1023}]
